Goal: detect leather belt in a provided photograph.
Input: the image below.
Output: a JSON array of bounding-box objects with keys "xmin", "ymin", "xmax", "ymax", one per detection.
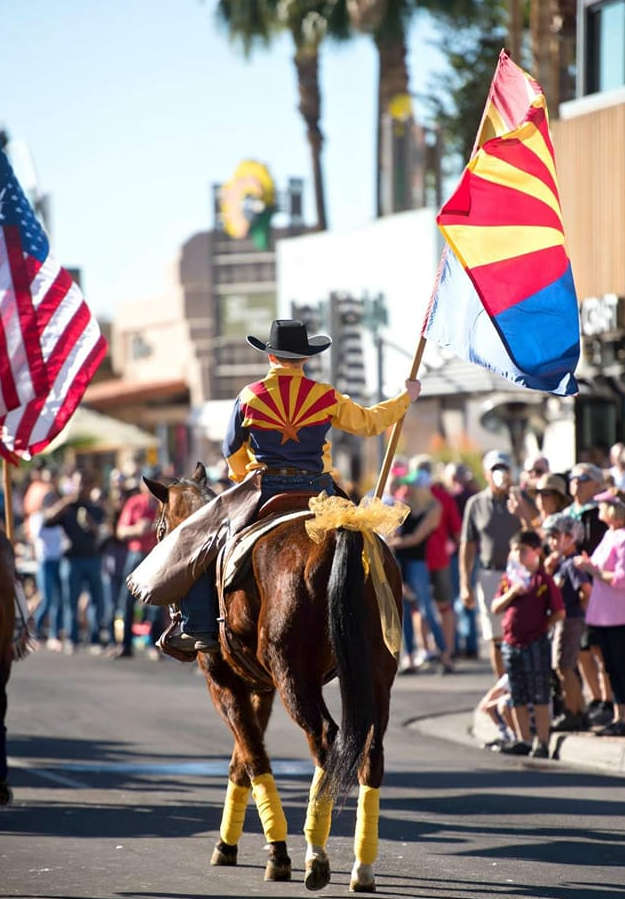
[{"xmin": 264, "ymin": 467, "xmax": 321, "ymax": 477}]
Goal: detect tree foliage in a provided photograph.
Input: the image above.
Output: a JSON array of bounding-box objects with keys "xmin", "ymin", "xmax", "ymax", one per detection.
[{"xmin": 425, "ymin": 0, "xmax": 509, "ymax": 166}]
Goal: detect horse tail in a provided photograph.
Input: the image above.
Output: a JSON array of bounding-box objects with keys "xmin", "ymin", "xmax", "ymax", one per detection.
[{"xmin": 323, "ymin": 527, "xmax": 376, "ymax": 802}]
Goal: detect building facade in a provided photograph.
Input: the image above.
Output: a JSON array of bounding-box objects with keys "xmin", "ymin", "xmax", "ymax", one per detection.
[
  {"xmin": 85, "ymin": 178, "xmax": 311, "ymax": 473},
  {"xmin": 549, "ymin": 0, "xmax": 625, "ymax": 463}
]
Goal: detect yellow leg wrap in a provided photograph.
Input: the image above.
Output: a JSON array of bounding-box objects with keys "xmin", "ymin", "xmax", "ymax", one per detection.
[
  {"xmin": 219, "ymin": 780, "xmax": 250, "ymax": 846},
  {"xmin": 354, "ymin": 785, "xmax": 380, "ymax": 865},
  {"xmin": 303, "ymin": 766, "xmax": 334, "ymax": 847},
  {"xmin": 251, "ymin": 772, "xmax": 288, "ymax": 843}
]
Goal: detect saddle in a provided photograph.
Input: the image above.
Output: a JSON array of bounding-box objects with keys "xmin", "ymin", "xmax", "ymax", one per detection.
[{"xmin": 156, "ymin": 491, "xmax": 317, "ymax": 667}]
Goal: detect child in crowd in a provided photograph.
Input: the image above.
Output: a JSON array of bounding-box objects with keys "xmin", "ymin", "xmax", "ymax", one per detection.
[
  {"xmin": 477, "ymin": 673, "xmax": 516, "ymax": 750},
  {"xmin": 492, "ymin": 530, "xmax": 565, "ymax": 758},
  {"xmin": 544, "ymin": 515, "xmax": 592, "ymax": 731}
]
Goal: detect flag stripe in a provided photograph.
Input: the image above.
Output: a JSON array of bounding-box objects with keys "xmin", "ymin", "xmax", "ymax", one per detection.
[
  {"xmin": 11, "ymin": 301, "xmax": 93, "ymax": 450},
  {"xmin": 440, "ymin": 175, "xmax": 564, "ymax": 232},
  {"xmin": 0, "ymin": 234, "xmax": 20, "ymax": 412},
  {"xmin": 35, "ymin": 267, "xmax": 72, "ymax": 332},
  {"xmin": 470, "ymin": 152, "xmax": 562, "ymax": 225},
  {"xmin": 29, "ymin": 335, "xmax": 107, "ymax": 455},
  {"xmin": 469, "ymin": 244, "xmax": 569, "ymax": 316},
  {"xmin": 4, "ymin": 226, "xmax": 47, "ymax": 396},
  {"xmin": 441, "ymin": 224, "xmax": 564, "ymax": 269}
]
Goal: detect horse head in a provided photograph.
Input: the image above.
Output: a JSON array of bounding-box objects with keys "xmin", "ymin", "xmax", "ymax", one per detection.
[{"xmin": 144, "ymin": 461, "xmax": 216, "ymax": 540}]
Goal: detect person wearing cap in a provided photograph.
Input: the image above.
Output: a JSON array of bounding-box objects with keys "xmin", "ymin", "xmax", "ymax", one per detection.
[
  {"xmin": 460, "ymin": 450, "xmax": 523, "ymax": 679},
  {"xmin": 407, "ymin": 455, "xmax": 462, "ymax": 673},
  {"xmin": 567, "ymin": 463, "xmax": 607, "ymax": 553},
  {"xmin": 170, "ymin": 319, "xmax": 423, "ymax": 655},
  {"xmin": 574, "ymin": 490, "xmax": 625, "ymax": 736},
  {"xmin": 544, "ymin": 515, "xmax": 592, "ymax": 731}
]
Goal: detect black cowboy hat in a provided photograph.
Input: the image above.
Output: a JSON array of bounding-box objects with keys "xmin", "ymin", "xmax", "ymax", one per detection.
[{"xmin": 246, "ymin": 319, "xmax": 332, "ymax": 359}]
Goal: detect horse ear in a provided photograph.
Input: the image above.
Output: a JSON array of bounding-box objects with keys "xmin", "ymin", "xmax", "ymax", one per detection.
[
  {"xmin": 192, "ymin": 461, "xmax": 208, "ymax": 486},
  {"xmin": 143, "ymin": 476, "xmax": 169, "ymax": 505}
]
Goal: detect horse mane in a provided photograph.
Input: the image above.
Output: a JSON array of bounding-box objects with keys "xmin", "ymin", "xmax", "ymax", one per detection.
[{"xmin": 171, "ymin": 476, "xmax": 216, "ymax": 504}]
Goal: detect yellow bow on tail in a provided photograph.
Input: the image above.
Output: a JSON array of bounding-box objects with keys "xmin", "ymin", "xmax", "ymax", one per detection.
[{"xmin": 305, "ymin": 493, "xmax": 409, "ymax": 660}]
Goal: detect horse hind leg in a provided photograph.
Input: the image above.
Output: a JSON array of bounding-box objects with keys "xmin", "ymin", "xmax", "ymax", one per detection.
[
  {"xmin": 349, "ymin": 680, "xmax": 393, "ymax": 893},
  {"xmin": 275, "ymin": 677, "xmax": 337, "ymax": 892}
]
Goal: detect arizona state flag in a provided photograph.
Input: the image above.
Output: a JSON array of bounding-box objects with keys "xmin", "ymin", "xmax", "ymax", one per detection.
[{"xmin": 423, "ymin": 50, "xmax": 579, "ymax": 396}]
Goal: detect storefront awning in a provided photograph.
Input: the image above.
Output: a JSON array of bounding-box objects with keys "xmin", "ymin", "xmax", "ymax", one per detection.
[
  {"xmin": 44, "ymin": 407, "xmax": 160, "ymax": 455},
  {"xmin": 84, "ymin": 377, "xmax": 188, "ymax": 409}
]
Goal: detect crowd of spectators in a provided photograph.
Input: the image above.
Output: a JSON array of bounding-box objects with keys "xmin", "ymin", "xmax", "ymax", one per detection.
[
  {"xmin": 11, "ymin": 460, "xmax": 166, "ymax": 660},
  {"xmin": 6, "ymin": 441, "xmax": 625, "ymax": 756},
  {"xmin": 388, "ymin": 443, "xmax": 625, "ymax": 757}
]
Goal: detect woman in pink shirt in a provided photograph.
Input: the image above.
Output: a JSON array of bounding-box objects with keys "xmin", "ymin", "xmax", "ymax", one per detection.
[{"xmin": 575, "ymin": 490, "xmax": 625, "ymax": 736}]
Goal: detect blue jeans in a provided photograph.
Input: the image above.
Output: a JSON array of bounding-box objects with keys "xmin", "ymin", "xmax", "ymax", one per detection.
[
  {"xmin": 260, "ymin": 472, "xmax": 336, "ymax": 506},
  {"xmin": 451, "ymin": 552, "xmax": 478, "ymax": 655},
  {"xmin": 400, "ymin": 558, "xmax": 445, "ymax": 655},
  {"xmin": 35, "ymin": 559, "xmax": 65, "ymax": 639},
  {"xmin": 180, "ymin": 472, "xmax": 336, "ymax": 635},
  {"xmin": 120, "ymin": 550, "xmax": 161, "ymax": 652},
  {"xmin": 66, "ymin": 556, "xmax": 105, "ymax": 646}
]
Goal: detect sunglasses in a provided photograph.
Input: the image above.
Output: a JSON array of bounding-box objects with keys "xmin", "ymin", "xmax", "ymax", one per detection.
[
  {"xmin": 570, "ymin": 474, "xmax": 591, "ymax": 482},
  {"xmin": 529, "ymin": 468, "xmax": 546, "ymax": 475}
]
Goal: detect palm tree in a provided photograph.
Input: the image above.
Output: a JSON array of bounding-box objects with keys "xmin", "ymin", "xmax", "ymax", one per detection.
[
  {"xmin": 216, "ymin": 0, "xmax": 348, "ymax": 231},
  {"xmin": 345, "ymin": 0, "xmax": 478, "ymax": 216}
]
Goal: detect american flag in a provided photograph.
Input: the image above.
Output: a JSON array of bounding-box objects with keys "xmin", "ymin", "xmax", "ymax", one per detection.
[{"xmin": 0, "ymin": 150, "xmax": 107, "ymax": 461}]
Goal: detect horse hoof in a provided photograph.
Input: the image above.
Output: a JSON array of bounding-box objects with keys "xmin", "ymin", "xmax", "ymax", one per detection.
[
  {"xmin": 0, "ymin": 781, "xmax": 13, "ymax": 806},
  {"xmin": 264, "ymin": 841, "xmax": 291, "ymax": 881},
  {"xmin": 264, "ymin": 858, "xmax": 292, "ymax": 881},
  {"xmin": 210, "ymin": 839, "xmax": 237, "ymax": 866},
  {"xmin": 349, "ymin": 880, "xmax": 376, "ymax": 893},
  {"xmin": 305, "ymin": 855, "xmax": 330, "ymax": 891}
]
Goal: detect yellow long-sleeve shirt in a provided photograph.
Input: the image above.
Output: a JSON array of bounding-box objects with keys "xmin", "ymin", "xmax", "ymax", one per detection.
[{"xmin": 222, "ymin": 364, "xmax": 411, "ymax": 483}]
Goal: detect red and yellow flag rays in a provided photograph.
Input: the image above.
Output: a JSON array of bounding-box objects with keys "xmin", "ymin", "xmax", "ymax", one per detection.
[
  {"xmin": 241, "ymin": 375, "xmax": 336, "ymax": 444},
  {"xmin": 438, "ymin": 97, "xmax": 568, "ymax": 317}
]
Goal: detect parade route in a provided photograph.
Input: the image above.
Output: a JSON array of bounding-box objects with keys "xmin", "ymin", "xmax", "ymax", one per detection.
[{"xmin": 2, "ymin": 648, "xmax": 625, "ymax": 899}]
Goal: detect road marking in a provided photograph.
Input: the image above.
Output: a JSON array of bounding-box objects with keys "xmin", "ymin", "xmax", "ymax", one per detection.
[
  {"xmin": 8, "ymin": 757, "xmax": 90, "ymax": 789},
  {"xmin": 8, "ymin": 758, "xmax": 313, "ymax": 780}
]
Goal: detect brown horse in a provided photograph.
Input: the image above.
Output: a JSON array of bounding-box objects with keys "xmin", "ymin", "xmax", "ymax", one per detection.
[
  {"xmin": 0, "ymin": 532, "xmax": 16, "ymax": 805},
  {"xmin": 145, "ymin": 462, "xmax": 403, "ymax": 893}
]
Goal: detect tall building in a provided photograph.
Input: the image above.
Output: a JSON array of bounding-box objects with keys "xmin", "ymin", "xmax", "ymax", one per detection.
[{"xmin": 87, "ymin": 173, "xmax": 312, "ymax": 471}]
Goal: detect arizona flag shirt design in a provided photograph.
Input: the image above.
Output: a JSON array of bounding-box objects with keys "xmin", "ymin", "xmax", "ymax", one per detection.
[{"xmin": 223, "ymin": 364, "xmax": 410, "ymax": 482}]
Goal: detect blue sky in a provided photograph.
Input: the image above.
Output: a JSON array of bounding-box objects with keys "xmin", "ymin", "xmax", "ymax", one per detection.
[{"xmin": 2, "ymin": 0, "xmax": 447, "ymax": 318}]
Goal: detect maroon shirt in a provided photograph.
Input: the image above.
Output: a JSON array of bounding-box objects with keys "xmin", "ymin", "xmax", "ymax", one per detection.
[{"xmin": 497, "ymin": 568, "xmax": 564, "ymax": 648}]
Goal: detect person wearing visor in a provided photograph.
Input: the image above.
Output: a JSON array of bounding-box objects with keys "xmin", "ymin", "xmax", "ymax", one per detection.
[{"xmin": 460, "ymin": 450, "xmax": 523, "ymax": 678}]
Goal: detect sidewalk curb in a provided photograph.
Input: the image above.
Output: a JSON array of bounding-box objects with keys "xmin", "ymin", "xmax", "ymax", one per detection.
[{"xmin": 408, "ymin": 708, "xmax": 625, "ymax": 777}]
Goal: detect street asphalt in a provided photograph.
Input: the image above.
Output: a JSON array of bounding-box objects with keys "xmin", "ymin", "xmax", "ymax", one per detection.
[{"xmin": 2, "ymin": 645, "xmax": 625, "ymax": 899}]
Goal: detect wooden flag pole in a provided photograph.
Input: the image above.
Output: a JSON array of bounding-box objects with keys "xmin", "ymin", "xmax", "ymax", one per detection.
[
  {"xmin": 2, "ymin": 459, "xmax": 14, "ymax": 543},
  {"xmin": 374, "ymin": 334, "xmax": 427, "ymax": 500}
]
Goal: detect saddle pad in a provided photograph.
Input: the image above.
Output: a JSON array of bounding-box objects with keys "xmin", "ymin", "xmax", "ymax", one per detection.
[{"xmin": 223, "ymin": 509, "xmax": 312, "ymax": 591}]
